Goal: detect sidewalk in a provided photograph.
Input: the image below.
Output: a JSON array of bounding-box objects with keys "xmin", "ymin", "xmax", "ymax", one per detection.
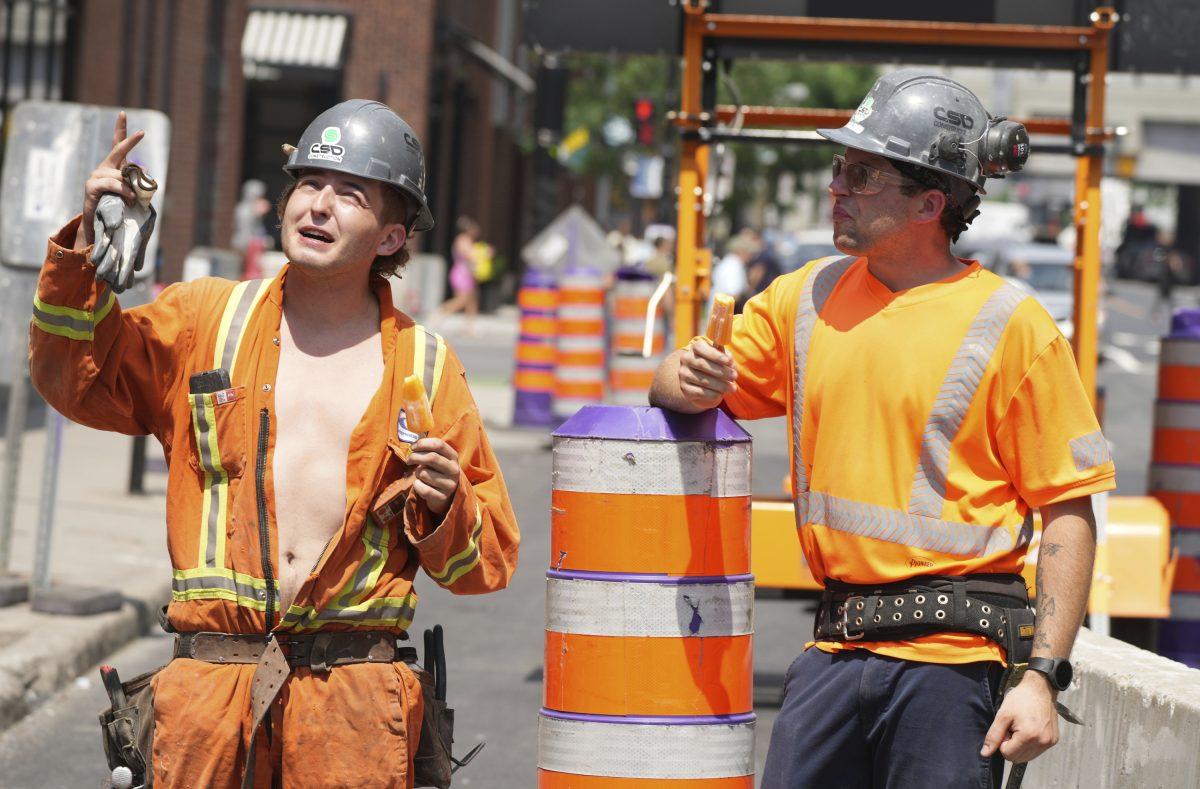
[{"xmin": 0, "ymin": 418, "xmax": 170, "ymax": 732}]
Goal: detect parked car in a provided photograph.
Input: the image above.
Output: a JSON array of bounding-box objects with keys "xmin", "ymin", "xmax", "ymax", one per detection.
[
  {"xmin": 776, "ymin": 228, "xmax": 839, "ymax": 272},
  {"xmin": 976, "ymin": 242, "xmax": 1104, "ymax": 339}
]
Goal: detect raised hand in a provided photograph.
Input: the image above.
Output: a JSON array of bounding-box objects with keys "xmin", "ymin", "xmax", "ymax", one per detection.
[{"xmin": 75, "ymin": 111, "xmax": 143, "ymax": 249}]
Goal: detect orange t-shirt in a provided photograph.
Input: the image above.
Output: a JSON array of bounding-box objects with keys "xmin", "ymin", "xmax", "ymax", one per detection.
[{"xmin": 723, "ymin": 256, "xmax": 1116, "ymax": 664}]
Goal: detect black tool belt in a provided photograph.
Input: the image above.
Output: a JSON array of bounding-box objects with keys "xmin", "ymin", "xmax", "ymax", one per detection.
[
  {"xmin": 174, "ymin": 631, "xmax": 416, "ymax": 671},
  {"xmin": 814, "ymin": 573, "xmax": 1036, "ymax": 665}
]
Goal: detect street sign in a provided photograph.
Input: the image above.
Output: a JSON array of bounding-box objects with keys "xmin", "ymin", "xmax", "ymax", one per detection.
[
  {"xmin": 0, "ymin": 102, "xmax": 169, "ymax": 386},
  {"xmin": 0, "ymin": 102, "xmax": 170, "ymax": 270}
]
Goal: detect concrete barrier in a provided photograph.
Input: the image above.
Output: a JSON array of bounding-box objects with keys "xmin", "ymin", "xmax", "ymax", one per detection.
[{"xmin": 1024, "ymin": 627, "xmax": 1200, "ymax": 788}]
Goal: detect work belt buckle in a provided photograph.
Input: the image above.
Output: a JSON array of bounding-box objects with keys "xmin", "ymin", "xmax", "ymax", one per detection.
[{"xmin": 840, "ymin": 595, "xmax": 867, "ymax": 641}]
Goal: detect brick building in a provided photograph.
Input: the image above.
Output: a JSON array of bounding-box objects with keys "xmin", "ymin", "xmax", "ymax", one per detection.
[{"xmin": 21, "ymin": 0, "xmax": 530, "ymax": 284}]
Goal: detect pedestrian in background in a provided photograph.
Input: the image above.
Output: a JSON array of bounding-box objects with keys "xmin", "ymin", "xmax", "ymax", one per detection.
[
  {"xmin": 437, "ymin": 215, "xmax": 488, "ymax": 333},
  {"xmin": 708, "ymin": 233, "xmax": 753, "ymax": 317},
  {"xmin": 743, "ymin": 227, "xmax": 782, "ymax": 306}
]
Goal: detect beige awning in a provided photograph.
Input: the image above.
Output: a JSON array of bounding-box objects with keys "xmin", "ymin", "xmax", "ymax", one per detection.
[{"xmin": 241, "ymin": 9, "xmax": 348, "ymax": 74}]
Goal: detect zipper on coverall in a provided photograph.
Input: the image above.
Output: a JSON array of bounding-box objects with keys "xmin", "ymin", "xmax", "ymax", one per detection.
[{"xmin": 257, "ymin": 408, "xmax": 276, "ymax": 630}]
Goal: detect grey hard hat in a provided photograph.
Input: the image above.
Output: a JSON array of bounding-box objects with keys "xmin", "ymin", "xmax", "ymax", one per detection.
[
  {"xmin": 284, "ymin": 99, "xmax": 434, "ymax": 232},
  {"xmin": 818, "ymin": 69, "xmax": 1029, "ymax": 193}
]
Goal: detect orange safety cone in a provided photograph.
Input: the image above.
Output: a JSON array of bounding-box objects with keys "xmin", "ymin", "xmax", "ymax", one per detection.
[
  {"xmin": 1150, "ymin": 309, "xmax": 1200, "ymax": 668},
  {"xmin": 541, "ymin": 405, "xmax": 755, "ymax": 786},
  {"xmin": 608, "ymin": 269, "xmax": 665, "ymax": 406},
  {"xmin": 553, "ymin": 267, "xmax": 607, "ymax": 420}
]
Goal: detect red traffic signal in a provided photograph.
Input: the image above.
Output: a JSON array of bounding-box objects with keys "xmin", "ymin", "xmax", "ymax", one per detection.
[{"xmin": 633, "ymin": 97, "xmax": 656, "ymax": 146}]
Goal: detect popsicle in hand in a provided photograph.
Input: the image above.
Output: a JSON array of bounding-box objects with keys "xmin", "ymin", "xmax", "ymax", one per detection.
[
  {"xmin": 706, "ymin": 293, "xmax": 735, "ymax": 349},
  {"xmin": 401, "ymin": 374, "xmax": 435, "ymax": 435}
]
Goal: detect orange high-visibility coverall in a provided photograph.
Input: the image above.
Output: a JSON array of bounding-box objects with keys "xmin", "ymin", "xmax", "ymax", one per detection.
[{"xmin": 29, "ymin": 217, "xmax": 521, "ymax": 787}]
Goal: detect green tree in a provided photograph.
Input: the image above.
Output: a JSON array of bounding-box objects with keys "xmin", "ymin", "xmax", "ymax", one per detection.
[
  {"xmin": 716, "ymin": 62, "xmax": 879, "ymax": 224},
  {"xmin": 559, "ymin": 54, "xmax": 878, "ymax": 224}
]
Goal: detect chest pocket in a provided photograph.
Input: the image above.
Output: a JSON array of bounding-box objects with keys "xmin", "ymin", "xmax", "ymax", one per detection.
[{"xmin": 186, "ymin": 279, "xmax": 271, "ymax": 482}]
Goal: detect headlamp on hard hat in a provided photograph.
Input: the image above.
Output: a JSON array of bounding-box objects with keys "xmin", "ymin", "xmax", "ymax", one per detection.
[{"xmin": 981, "ymin": 118, "xmax": 1030, "ymax": 178}]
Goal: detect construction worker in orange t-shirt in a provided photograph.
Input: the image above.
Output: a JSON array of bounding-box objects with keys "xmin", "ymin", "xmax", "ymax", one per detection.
[
  {"xmin": 30, "ymin": 102, "xmax": 519, "ymax": 787},
  {"xmin": 651, "ymin": 70, "xmax": 1115, "ymax": 788}
]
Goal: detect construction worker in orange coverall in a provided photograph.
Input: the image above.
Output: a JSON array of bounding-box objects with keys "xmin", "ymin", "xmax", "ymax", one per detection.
[{"xmin": 28, "ymin": 102, "xmax": 520, "ymax": 787}]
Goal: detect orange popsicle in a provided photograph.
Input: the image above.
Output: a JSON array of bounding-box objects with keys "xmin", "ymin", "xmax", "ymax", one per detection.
[
  {"xmin": 706, "ymin": 293, "xmax": 735, "ymax": 348},
  {"xmin": 401, "ymin": 374, "xmax": 435, "ymax": 434}
]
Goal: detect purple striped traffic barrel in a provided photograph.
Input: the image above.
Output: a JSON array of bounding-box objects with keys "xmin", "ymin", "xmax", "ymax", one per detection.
[
  {"xmin": 513, "ymin": 268, "xmax": 559, "ymax": 427},
  {"xmin": 1154, "ymin": 309, "xmax": 1200, "ymax": 667},
  {"xmin": 540, "ymin": 405, "xmax": 755, "ymax": 787}
]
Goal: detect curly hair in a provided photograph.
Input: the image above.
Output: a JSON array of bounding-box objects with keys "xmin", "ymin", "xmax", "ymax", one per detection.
[
  {"xmin": 275, "ymin": 180, "xmax": 416, "ymax": 279},
  {"xmin": 890, "ymin": 160, "xmax": 982, "ymax": 244}
]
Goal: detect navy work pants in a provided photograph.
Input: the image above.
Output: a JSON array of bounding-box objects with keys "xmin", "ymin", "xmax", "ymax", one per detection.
[{"xmin": 762, "ymin": 648, "xmax": 1006, "ymax": 789}]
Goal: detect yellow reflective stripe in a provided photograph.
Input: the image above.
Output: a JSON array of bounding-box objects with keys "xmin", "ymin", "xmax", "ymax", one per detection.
[
  {"xmin": 211, "ymin": 281, "xmax": 252, "ymax": 369},
  {"xmin": 229, "ymin": 280, "xmax": 270, "ymax": 379},
  {"xmin": 94, "ymin": 289, "xmax": 117, "ymax": 324},
  {"xmin": 277, "ymin": 516, "xmax": 399, "ymax": 630},
  {"xmin": 31, "ymin": 315, "xmax": 92, "ymax": 341},
  {"xmin": 171, "ymin": 567, "xmax": 274, "ymax": 611},
  {"xmin": 283, "ymin": 593, "xmax": 419, "ymax": 633},
  {"xmin": 32, "ymin": 294, "xmax": 95, "ymax": 321},
  {"xmin": 173, "ymin": 566, "xmax": 270, "ymax": 586},
  {"xmin": 428, "ymin": 503, "xmax": 483, "ymax": 586},
  {"xmin": 351, "ymin": 516, "xmax": 390, "ymax": 606},
  {"xmin": 189, "ymin": 393, "xmax": 230, "ymax": 567},
  {"xmin": 31, "ymin": 290, "xmax": 116, "ymax": 341},
  {"xmin": 412, "ymin": 325, "xmax": 428, "ymax": 389},
  {"xmin": 430, "ymin": 332, "xmax": 447, "ymax": 404}
]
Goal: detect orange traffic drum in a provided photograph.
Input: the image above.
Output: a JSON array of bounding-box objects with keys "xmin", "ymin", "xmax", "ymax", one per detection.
[
  {"xmin": 554, "ymin": 268, "xmax": 607, "ymax": 419},
  {"xmin": 607, "ymin": 269, "xmax": 666, "ymax": 406},
  {"xmin": 541, "ymin": 405, "xmax": 755, "ymax": 785},
  {"xmin": 1151, "ymin": 402, "xmax": 1200, "ymax": 466}
]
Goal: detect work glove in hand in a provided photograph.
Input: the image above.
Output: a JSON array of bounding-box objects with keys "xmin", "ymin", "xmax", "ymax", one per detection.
[{"xmin": 91, "ymin": 192, "xmax": 156, "ymax": 294}]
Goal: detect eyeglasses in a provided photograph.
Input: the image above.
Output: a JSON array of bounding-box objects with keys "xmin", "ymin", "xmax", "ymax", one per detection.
[{"xmin": 831, "ymin": 154, "xmax": 915, "ymax": 195}]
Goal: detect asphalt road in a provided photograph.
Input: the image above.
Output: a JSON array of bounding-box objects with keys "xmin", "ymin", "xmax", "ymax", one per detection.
[{"xmin": 0, "ymin": 278, "xmax": 1185, "ymax": 788}]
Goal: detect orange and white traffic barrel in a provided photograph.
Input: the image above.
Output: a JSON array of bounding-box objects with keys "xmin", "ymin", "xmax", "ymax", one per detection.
[
  {"xmin": 608, "ymin": 268, "xmax": 665, "ymax": 406},
  {"xmin": 1151, "ymin": 309, "xmax": 1200, "ymax": 668},
  {"xmin": 541, "ymin": 405, "xmax": 755, "ymax": 786},
  {"xmin": 553, "ymin": 267, "xmax": 606, "ymax": 420},
  {"xmin": 513, "ymin": 268, "xmax": 559, "ymax": 427}
]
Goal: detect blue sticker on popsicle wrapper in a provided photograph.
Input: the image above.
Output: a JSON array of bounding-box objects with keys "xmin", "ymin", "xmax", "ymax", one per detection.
[{"xmin": 397, "ymin": 410, "xmax": 420, "ymax": 444}]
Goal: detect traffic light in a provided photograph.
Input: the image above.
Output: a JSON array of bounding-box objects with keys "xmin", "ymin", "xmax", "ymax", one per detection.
[{"xmin": 633, "ymin": 96, "xmax": 656, "ymax": 147}]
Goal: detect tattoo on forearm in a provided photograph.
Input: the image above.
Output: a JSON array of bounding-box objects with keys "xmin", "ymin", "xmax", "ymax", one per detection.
[
  {"xmin": 1034, "ymin": 631, "xmax": 1052, "ymax": 650},
  {"xmin": 1042, "ymin": 541, "xmax": 1064, "ymax": 557},
  {"xmin": 1039, "ymin": 596, "xmax": 1057, "ymax": 617}
]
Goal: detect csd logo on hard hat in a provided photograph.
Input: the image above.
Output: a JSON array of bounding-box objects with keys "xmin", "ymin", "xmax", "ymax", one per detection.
[
  {"xmin": 309, "ymin": 126, "xmax": 346, "ymax": 163},
  {"xmin": 933, "ymin": 106, "xmax": 974, "ymax": 130}
]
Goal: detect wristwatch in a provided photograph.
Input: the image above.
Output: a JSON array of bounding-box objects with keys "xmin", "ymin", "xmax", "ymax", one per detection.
[{"xmin": 1027, "ymin": 657, "xmax": 1073, "ymax": 691}]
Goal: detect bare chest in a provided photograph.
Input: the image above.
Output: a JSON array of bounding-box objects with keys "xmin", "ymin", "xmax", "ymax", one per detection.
[{"xmin": 271, "ymin": 337, "xmax": 384, "ymax": 604}]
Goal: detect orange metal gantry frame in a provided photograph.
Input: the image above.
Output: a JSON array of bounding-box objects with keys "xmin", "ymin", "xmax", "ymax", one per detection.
[{"xmin": 670, "ymin": 3, "xmax": 1118, "ymax": 408}]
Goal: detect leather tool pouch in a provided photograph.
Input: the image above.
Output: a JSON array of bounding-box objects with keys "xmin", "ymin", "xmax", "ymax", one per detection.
[
  {"xmin": 411, "ymin": 663, "xmax": 456, "ymax": 788},
  {"xmin": 99, "ymin": 666, "xmax": 163, "ymax": 787}
]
